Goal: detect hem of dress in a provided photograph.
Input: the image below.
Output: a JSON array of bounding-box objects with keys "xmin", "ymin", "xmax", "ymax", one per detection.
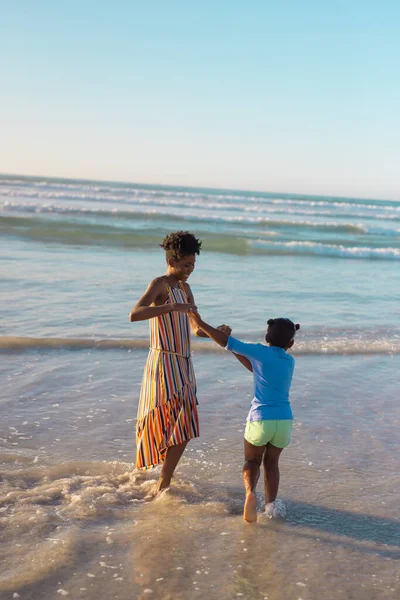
[
  {"xmin": 135, "ymin": 427, "xmax": 200, "ymax": 471},
  {"xmin": 135, "ymin": 384, "xmax": 199, "ymax": 470}
]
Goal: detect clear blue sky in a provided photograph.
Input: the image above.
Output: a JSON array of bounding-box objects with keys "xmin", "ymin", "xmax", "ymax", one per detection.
[{"xmin": 1, "ymin": 1, "xmax": 399, "ymax": 199}]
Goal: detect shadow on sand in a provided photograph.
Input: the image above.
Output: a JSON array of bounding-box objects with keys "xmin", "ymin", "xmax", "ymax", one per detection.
[{"xmin": 275, "ymin": 499, "xmax": 400, "ymax": 558}]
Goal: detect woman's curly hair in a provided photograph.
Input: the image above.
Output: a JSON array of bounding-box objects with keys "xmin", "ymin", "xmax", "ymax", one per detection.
[{"xmin": 160, "ymin": 231, "xmax": 202, "ymax": 260}]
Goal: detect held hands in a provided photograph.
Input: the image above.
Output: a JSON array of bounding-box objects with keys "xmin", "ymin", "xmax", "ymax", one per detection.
[{"xmin": 217, "ymin": 324, "xmax": 232, "ymax": 336}]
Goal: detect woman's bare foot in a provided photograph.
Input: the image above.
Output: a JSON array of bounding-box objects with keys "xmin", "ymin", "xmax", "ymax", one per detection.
[
  {"xmin": 243, "ymin": 491, "xmax": 257, "ymax": 523},
  {"xmin": 155, "ymin": 476, "xmax": 170, "ymax": 495}
]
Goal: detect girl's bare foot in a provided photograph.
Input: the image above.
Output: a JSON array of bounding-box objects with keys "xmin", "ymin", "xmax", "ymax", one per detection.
[{"xmin": 243, "ymin": 491, "xmax": 257, "ymax": 522}]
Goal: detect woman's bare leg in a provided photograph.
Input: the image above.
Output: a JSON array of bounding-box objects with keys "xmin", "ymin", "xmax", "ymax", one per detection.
[
  {"xmin": 243, "ymin": 439, "xmax": 266, "ymax": 522},
  {"xmin": 156, "ymin": 441, "xmax": 189, "ymax": 493}
]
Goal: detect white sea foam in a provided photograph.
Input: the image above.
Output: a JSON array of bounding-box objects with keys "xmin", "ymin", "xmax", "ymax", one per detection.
[
  {"xmin": 251, "ymin": 239, "xmax": 400, "ymax": 259},
  {"xmin": 2, "ymin": 200, "xmax": 390, "ymax": 236},
  {"xmin": 262, "ymin": 499, "xmax": 287, "ymax": 519},
  {"xmin": 2, "ymin": 183, "xmax": 400, "ymax": 214},
  {"xmin": 2, "ymin": 333, "xmax": 400, "ymax": 354}
]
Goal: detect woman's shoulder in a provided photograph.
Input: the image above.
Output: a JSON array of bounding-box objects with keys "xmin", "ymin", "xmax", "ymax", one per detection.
[
  {"xmin": 149, "ymin": 275, "xmax": 168, "ymax": 289},
  {"xmin": 181, "ymin": 280, "xmax": 192, "ymax": 294},
  {"xmin": 146, "ymin": 276, "xmax": 170, "ymax": 302}
]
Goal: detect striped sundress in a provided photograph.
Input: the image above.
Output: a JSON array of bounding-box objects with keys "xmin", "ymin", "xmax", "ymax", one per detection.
[{"xmin": 135, "ymin": 281, "xmax": 199, "ymax": 469}]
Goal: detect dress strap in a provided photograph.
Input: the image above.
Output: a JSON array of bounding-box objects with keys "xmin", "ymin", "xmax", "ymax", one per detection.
[{"xmin": 178, "ymin": 280, "xmax": 188, "ymax": 301}]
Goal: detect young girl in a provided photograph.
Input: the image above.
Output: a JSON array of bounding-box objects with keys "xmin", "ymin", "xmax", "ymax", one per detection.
[
  {"xmin": 188, "ymin": 311, "xmax": 299, "ymax": 523},
  {"xmin": 129, "ymin": 231, "xmax": 228, "ymax": 493}
]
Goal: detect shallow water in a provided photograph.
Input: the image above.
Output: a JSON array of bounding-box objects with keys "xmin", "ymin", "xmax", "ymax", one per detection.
[{"xmin": 1, "ymin": 350, "xmax": 399, "ymax": 599}]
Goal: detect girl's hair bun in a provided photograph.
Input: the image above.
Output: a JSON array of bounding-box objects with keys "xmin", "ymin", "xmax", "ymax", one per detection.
[{"xmin": 266, "ymin": 317, "xmax": 298, "ymax": 348}]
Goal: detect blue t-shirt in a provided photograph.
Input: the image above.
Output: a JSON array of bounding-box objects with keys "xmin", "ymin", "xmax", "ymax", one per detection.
[{"xmin": 226, "ymin": 336, "xmax": 295, "ymax": 421}]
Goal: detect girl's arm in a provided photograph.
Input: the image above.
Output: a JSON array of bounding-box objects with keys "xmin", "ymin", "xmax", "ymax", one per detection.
[
  {"xmin": 189, "ymin": 311, "xmax": 254, "ymax": 373},
  {"xmin": 233, "ymin": 353, "xmax": 253, "ymax": 373},
  {"xmin": 129, "ymin": 278, "xmax": 196, "ymax": 322}
]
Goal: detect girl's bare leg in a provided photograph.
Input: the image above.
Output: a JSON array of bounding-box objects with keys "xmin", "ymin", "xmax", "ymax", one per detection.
[
  {"xmin": 263, "ymin": 443, "xmax": 283, "ymax": 504},
  {"xmin": 243, "ymin": 440, "xmax": 266, "ymax": 522},
  {"xmin": 156, "ymin": 441, "xmax": 189, "ymax": 493}
]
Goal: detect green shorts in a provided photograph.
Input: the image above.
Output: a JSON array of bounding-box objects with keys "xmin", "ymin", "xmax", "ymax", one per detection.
[{"xmin": 244, "ymin": 419, "xmax": 293, "ymax": 449}]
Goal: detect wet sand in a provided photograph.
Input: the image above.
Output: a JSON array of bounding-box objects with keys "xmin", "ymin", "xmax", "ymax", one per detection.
[{"xmin": 0, "ymin": 350, "xmax": 399, "ymax": 599}]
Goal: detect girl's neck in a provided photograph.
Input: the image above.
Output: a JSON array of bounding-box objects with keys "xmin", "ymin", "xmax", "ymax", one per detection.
[{"xmin": 268, "ymin": 343, "xmax": 288, "ymax": 351}]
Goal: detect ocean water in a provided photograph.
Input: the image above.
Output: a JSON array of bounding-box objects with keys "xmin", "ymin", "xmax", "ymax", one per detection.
[{"xmin": 1, "ymin": 174, "xmax": 399, "ymax": 600}]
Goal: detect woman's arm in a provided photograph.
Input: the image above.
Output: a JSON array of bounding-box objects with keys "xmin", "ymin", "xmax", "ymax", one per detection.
[
  {"xmin": 129, "ymin": 278, "xmax": 196, "ymax": 322},
  {"xmin": 184, "ymin": 283, "xmax": 232, "ymax": 339},
  {"xmin": 188, "ymin": 311, "xmax": 229, "ymax": 347},
  {"xmin": 184, "ymin": 283, "xmax": 208, "ymax": 337}
]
